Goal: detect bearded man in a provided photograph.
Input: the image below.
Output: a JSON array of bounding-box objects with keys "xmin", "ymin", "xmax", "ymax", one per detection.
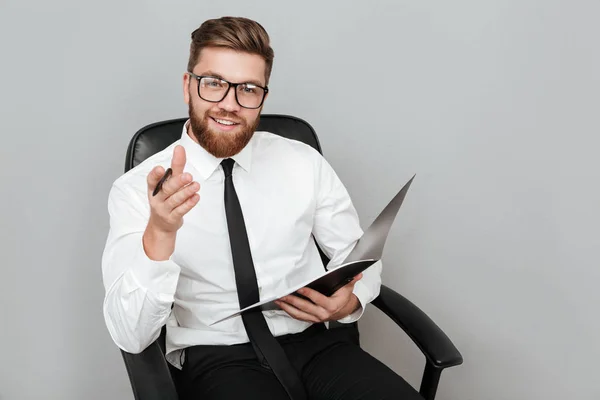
[{"xmin": 102, "ymin": 16, "xmax": 420, "ymax": 400}]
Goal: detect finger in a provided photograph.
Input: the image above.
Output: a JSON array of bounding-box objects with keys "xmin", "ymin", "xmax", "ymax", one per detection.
[
  {"xmin": 352, "ymin": 273, "xmax": 363, "ymax": 283},
  {"xmin": 162, "ymin": 171, "xmax": 193, "ymax": 198},
  {"xmin": 296, "ymin": 287, "xmax": 330, "ymax": 308},
  {"xmin": 146, "ymin": 166, "xmax": 165, "ymax": 192},
  {"xmin": 297, "ymin": 287, "xmax": 347, "ymax": 314},
  {"xmin": 334, "ymin": 273, "xmax": 363, "ymax": 294},
  {"xmin": 275, "ymin": 300, "xmax": 321, "ymax": 323},
  {"xmin": 171, "ymin": 145, "xmax": 187, "ymax": 176},
  {"xmin": 171, "ymin": 192, "xmax": 200, "ymax": 219},
  {"xmin": 152, "ymin": 168, "xmax": 172, "ymax": 197},
  {"xmin": 329, "ymin": 274, "xmax": 362, "ymax": 301},
  {"xmin": 340, "ymin": 273, "xmax": 363, "ymax": 288},
  {"xmin": 166, "ymin": 181, "xmax": 200, "ymax": 211},
  {"xmin": 279, "ymin": 294, "xmax": 329, "ymax": 320}
]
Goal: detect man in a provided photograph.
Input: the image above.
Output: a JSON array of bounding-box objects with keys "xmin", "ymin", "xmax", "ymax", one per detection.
[{"xmin": 102, "ymin": 16, "xmax": 420, "ymax": 400}]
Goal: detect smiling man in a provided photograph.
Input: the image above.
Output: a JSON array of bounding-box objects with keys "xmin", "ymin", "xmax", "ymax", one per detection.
[{"xmin": 102, "ymin": 16, "xmax": 420, "ymax": 400}]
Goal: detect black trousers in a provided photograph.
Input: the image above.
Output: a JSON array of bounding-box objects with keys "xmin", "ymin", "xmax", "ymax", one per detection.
[{"xmin": 182, "ymin": 323, "xmax": 422, "ymax": 400}]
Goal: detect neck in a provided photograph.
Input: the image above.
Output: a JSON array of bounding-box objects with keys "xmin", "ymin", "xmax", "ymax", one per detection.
[{"xmin": 186, "ymin": 121, "xmax": 201, "ymax": 145}]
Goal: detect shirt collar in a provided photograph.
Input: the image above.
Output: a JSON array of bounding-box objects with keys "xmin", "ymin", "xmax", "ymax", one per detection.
[{"xmin": 180, "ymin": 120, "xmax": 253, "ymax": 180}]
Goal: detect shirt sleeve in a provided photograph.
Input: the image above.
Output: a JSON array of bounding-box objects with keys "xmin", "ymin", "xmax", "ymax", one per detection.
[
  {"xmin": 101, "ymin": 180, "xmax": 181, "ymax": 354},
  {"xmin": 311, "ymin": 154, "xmax": 382, "ymax": 324}
]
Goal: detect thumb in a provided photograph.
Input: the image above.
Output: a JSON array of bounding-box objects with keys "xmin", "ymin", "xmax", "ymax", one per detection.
[
  {"xmin": 334, "ymin": 273, "xmax": 363, "ymax": 298},
  {"xmin": 147, "ymin": 165, "xmax": 165, "ymax": 192},
  {"xmin": 347, "ymin": 273, "xmax": 363, "ymax": 288},
  {"xmin": 171, "ymin": 145, "xmax": 186, "ymax": 176}
]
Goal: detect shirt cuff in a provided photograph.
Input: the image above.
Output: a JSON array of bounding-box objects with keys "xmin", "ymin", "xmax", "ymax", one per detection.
[
  {"xmin": 128, "ymin": 237, "xmax": 181, "ymax": 299},
  {"xmin": 336, "ymin": 280, "xmax": 371, "ymax": 324}
]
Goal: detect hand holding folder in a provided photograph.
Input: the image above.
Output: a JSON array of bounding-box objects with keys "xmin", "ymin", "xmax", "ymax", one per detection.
[{"xmin": 210, "ymin": 174, "xmax": 415, "ymax": 325}]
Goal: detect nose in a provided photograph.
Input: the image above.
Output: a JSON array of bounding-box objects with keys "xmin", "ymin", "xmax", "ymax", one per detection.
[{"xmin": 217, "ymin": 86, "xmax": 241, "ymax": 113}]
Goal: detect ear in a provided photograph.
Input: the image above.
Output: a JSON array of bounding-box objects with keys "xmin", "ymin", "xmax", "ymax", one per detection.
[{"xmin": 183, "ymin": 73, "xmax": 191, "ymax": 105}]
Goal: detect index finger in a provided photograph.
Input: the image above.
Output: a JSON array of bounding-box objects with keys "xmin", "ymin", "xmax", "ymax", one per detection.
[
  {"xmin": 294, "ymin": 287, "xmax": 329, "ymax": 306},
  {"xmin": 171, "ymin": 145, "xmax": 186, "ymax": 176}
]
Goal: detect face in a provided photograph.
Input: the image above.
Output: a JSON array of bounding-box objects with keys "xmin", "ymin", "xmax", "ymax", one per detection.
[{"xmin": 183, "ymin": 47, "xmax": 268, "ymax": 158}]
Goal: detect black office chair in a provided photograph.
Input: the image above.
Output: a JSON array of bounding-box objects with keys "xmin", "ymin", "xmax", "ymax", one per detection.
[{"xmin": 119, "ymin": 114, "xmax": 463, "ymax": 400}]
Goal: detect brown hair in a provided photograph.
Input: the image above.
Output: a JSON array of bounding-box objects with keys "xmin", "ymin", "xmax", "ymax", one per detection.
[{"xmin": 187, "ymin": 16, "xmax": 275, "ymax": 85}]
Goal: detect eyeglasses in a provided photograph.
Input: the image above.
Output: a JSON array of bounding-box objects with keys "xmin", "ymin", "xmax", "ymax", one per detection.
[{"xmin": 187, "ymin": 72, "xmax": 269, "ymax": 109}]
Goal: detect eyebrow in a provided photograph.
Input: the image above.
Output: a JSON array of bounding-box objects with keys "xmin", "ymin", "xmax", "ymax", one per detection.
[{"xmin": 200, "ymin": 70, "xmax": 265, "ymax": 87}]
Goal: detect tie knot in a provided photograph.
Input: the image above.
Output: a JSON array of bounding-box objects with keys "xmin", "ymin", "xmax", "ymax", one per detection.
[{"xmin": 221, "ymin": 158, "xmax": 235, "ymax": 178}]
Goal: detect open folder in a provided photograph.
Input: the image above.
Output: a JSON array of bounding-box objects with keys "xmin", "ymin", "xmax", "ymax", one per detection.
[{"xmin": 210, "ymin": 174, "xmax": 415, "ymax": 326}]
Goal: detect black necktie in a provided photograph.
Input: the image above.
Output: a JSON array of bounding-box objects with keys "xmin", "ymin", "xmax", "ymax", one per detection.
[{"xmin": 221, "ymin": 158, "xmax": 307, "ymax": 400}]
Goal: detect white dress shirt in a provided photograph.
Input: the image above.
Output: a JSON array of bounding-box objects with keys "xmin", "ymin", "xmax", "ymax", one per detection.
[{"xmin": 101, "ymin": 121, "xmax": 382, "ymax": 369}]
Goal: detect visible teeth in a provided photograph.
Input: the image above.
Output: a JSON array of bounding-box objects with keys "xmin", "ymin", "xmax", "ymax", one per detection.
[{"xmin": 215, "ymin": 118, "xmax": 236, "ymax": 126}]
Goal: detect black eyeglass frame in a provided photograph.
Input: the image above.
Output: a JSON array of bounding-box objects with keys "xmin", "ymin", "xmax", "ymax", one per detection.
[{"xmin": 187, "ymin": 72, "xmax": 269, "ymax": 109}]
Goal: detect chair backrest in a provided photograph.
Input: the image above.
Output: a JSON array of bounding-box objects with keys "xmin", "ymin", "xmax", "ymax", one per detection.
[{"xmin": 125, "ymin": 114, "xmax": 322, "ymax": 172}]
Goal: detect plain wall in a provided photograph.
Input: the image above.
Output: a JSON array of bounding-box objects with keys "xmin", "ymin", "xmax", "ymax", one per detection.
[{"xmin": 1, "ymin": 0, "xmax": 598, "ymax": 399}]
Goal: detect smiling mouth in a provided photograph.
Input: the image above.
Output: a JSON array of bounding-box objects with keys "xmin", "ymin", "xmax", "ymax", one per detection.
[{"xmin": 211, "ymin": 117, "xmax": 240, "ymax": 127}]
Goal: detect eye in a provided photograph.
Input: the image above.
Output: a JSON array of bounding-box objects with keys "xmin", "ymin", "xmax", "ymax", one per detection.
[
  {"xmin": 240, "ymin": 84, "xmax": 258, "ymax": 94},
  {"xmin": 202, "ymin": 78, "xmax": 226, "ymax": 88}
]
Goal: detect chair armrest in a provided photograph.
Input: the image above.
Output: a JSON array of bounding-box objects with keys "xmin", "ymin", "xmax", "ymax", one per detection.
[
  {"xmin": 371, "ymin": 284, "xmax": 463, "ymax": 369},
  {"xmin": 120, "ymin": 340, "xmax": 179, "ymax": 400}
]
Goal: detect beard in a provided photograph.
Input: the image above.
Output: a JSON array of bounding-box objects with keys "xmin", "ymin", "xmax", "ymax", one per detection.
[{"xmin": 188, "ymin": 99, "xmax": 260, "ymax": 158}]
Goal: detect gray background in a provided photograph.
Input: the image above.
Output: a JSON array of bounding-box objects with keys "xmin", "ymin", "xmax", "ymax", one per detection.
[{"xmin": 1, "ymin": 0, "xmax": 598, "ymax": 399}]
